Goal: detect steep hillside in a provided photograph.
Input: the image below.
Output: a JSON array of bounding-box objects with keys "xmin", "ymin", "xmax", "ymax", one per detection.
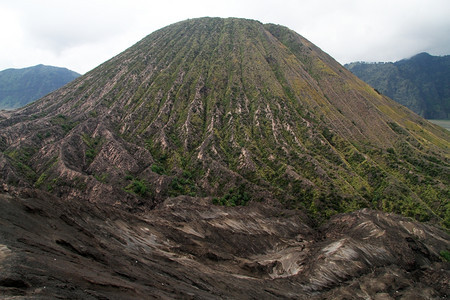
[
  {"xmin": 0, "ymin": 18, "xmax": 449, "ymax": 227},
  {"xmin": 345, "ymin": 53, "xmax": 450, "ymax": 119},
  {"xmin": 0, "ymin": 64, "xmax": 80, "ymax": 110},
  {"xmin": 0, "ymin": 17, "xmax": 449, "ymax": 299}
]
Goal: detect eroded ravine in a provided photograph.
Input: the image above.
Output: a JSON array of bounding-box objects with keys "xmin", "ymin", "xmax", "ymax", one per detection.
[{"xmin": 1, "ymin": 191, "xmax": 448, "ymax": 299}]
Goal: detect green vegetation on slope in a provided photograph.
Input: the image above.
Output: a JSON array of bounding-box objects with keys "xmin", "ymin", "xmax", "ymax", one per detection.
[{"xmin": 0, "ymin": 18, "xmax": 449, "ymax": 228}]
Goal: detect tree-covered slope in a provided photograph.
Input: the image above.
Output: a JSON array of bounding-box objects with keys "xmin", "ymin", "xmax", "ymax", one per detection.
[
  {"xmin": 0, "ymin": 64, "xmax": 80, "ymax": 110},
  {"xmin": 345, "ymin": 53, "xmax": 450, "ymax": 119},
  {"xmin": 0, "ymin": 18, "xmax": 449, "ymax": 227}
]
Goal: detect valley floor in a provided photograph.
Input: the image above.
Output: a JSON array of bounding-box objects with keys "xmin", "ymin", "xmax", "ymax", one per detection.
[{"xmin": 428, "ymin": 119, "xmax": 450, "ymax": 130}]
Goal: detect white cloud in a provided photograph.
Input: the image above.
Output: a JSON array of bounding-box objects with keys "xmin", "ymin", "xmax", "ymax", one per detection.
[
  {"xmin": 1, "ymin": 0, "xmax": 449, "ymax": 73},
  {"xmin": 0, "ymin": 6, "xmax": 27, "ymax": 68}
]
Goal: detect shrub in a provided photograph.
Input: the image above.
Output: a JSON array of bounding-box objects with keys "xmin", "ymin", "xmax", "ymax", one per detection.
[
  {"xmin": 169, "ymin": 172, "xmax": 197, "ymax": 197},
  {"xmin": 440, "ymin": 250, "xmax": 450, "ymax": 262},
  {"xmin": 151, "ymin": 164, "xmax": 166, "ymax": 175},
  {"xmin": 212, "ymin": 185, "xmax": 250, "ymax": 206},
  {"xmin": 125, "ymin": 179, "xmax": 149, "ymax": 197}
]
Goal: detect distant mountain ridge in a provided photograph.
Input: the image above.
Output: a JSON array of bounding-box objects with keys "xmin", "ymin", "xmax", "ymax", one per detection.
[
  {"xmin": 345, "ymin": 53, "xmax": 450, "ymax": 119},
  {"xmin": 0, "ymin": 64, "xmax": 80, "ymax": 110}
]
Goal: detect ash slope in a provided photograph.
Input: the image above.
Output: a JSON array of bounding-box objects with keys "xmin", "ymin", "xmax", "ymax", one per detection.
[
  {"xmin": 0, "ymin": 191, "xmax": 449, "ymax": 299},
  {"xmin": 0, "ymin": 17, "xmax": 449, "ymax": 225}
]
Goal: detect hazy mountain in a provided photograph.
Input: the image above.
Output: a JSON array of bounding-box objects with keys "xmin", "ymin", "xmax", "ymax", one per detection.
[
  {"xmin": 0, "ymin": 18, "xmax": 449, "ymax": 299},
  {"xmin": 0, "ymin": 64, "xmax": 80, "ymax": 110},
  {"xmin": 345, "ymin": 53, "xmax": 450, "ymax": 119}
]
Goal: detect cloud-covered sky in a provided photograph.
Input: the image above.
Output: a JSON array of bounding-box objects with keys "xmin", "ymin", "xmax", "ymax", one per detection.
[{"xmin": 1, "ymin": 0, "xmax": 449, "ymax": 74}]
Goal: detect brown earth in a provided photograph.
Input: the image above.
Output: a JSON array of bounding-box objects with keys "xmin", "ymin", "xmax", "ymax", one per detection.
[{"xmin": 1, "ymin": 188, "xmax": 448, "ymax": 299}]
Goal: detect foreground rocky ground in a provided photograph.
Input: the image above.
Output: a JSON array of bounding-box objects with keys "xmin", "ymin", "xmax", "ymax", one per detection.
[{"xmin": 1, "ymin": 188, "xmax": 448, "ymax": 299}]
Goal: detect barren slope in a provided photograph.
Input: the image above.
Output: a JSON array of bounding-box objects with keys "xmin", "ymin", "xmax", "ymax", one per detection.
[{"xmin": 0, "ymin": 190, "xmax": 448, "ymax": 299}]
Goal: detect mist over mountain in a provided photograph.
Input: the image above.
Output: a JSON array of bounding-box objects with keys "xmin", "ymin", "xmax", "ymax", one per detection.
[
  {"xmin": 345, "ymin": 53, "xmax": 450, "ymax": 120},
  {"xmin": 0, "ymin": 18, "xmax": 449, "ymax": 299},
  {"xmin": 0, "ymin": 65, "xmax": 80, "ymax": 110}
]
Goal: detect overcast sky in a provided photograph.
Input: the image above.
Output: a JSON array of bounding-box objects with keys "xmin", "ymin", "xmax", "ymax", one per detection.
[{"xmin": 1, "ymin": 0, "xmax": 449, "ymax": 74}]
